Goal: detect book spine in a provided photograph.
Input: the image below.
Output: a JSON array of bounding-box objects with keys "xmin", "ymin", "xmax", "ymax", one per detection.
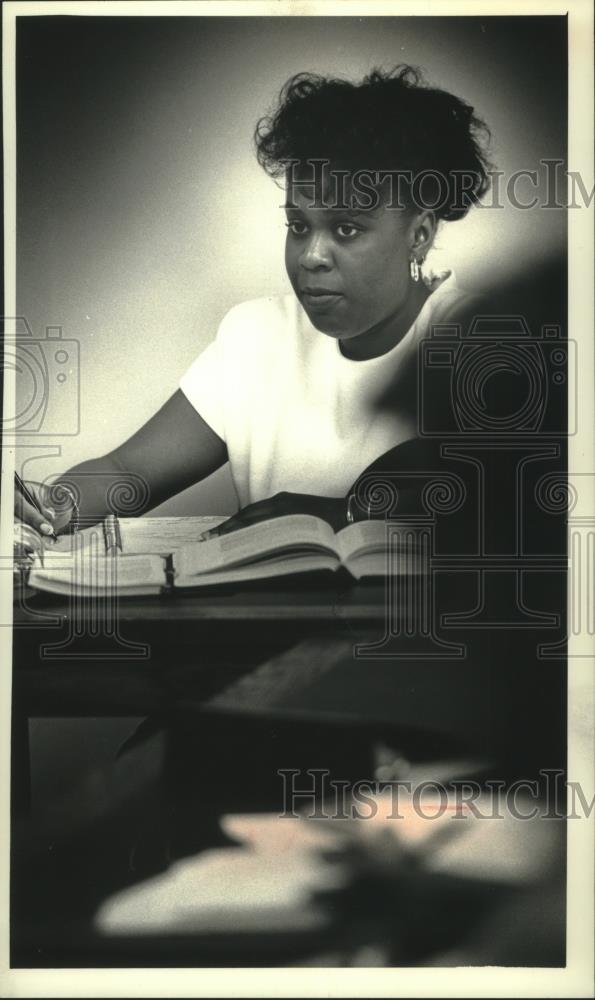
[{"xmin": 163, "ymin": 554, "xmax": 176, "ymax": 594}]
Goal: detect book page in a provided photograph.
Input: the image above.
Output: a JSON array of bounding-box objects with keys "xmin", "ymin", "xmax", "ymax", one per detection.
[
  {"xmin": 174, "ymin": 552, "xmax": 338, "ymax": 588},
  {"xmin": 175, "ymin": 514, "xmax": 338, "ymax": 577},
  {"xmin": 335, "ymin": 519, "xmax": 427, "ymax": 561},
  {"xmin": 51, "ymin": 516, "xmax": 227, "ymax": 556},
  {"xmin": 51, "ymin": 523, "xmax": 105, "ymax": 554},
  {"xmin": 336, "ymin": 520, "xmax": 426, "ymax": 578},
  {"xmin": 334, "ymin": 519, "xmax": 391, "ymax": 562},
  {"xmin": 29, "ymin": 552, "xmax": 166, "ymax": 591},
  {"xmin": 118, "ymin": 515, "xmax": 226, "ymax": 554}
]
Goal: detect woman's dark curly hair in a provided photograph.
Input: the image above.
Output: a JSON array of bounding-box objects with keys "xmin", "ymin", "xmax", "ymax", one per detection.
[{"xmin": 254, "ymin": 65, "xmax": 492, "ymax": 222}]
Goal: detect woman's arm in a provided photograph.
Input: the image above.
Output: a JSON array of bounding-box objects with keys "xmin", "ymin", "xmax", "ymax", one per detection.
[{"xmin": 17, "ymin": 390, "xmax": 227, "ymax": 532}]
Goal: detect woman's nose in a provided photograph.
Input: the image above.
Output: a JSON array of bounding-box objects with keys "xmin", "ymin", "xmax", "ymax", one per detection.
[{"xmin": 299, "ymin": 231, "xmax": 333, "ymax": 270}]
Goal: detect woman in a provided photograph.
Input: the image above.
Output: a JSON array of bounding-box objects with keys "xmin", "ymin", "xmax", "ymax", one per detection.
[{"xmin": 15, "ymin": 65, "xmax": 491, "ymax": 537}]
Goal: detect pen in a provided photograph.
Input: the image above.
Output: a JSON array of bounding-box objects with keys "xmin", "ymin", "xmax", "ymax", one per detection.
[
  {"xmin": 14, "ymin": 472, "xmax": 57, "ymax": 541},
  {"xmin": 104, "ymin": 514, "xmax": 122, "ymax": 555}
]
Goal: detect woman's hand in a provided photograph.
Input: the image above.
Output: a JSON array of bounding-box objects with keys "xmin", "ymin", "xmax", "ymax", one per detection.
[
  {"xmin": 14, "ymin": 480, "xmax": 78, "ymax": 537},
  {"xmin": 202, "ymin": 491, "xmax": 348, "ymax": 538},
  {"xmin": 14, "ymin": 480, "xmax": 57, "ymax": 537}
]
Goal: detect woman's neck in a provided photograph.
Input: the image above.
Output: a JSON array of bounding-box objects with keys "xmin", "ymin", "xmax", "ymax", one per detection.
[{"xmin": 339, "ymin": 281, "xmax": 431, "ymax": 362}]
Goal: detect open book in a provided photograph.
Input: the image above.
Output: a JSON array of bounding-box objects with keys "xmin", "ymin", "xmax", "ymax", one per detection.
[{"xmin": 26, "ymin": 514, "xmax": 423, "ymax": 597}]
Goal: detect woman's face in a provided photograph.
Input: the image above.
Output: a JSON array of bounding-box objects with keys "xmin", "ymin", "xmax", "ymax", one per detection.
[{"xmin": 284, "ymin": 182, "xmax": 417, "ymax": 342}]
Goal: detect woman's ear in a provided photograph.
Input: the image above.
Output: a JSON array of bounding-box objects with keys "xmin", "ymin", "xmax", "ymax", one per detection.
[{"xmin": 408, "ymin": 209, "xmax": 437, "ymax": 258}]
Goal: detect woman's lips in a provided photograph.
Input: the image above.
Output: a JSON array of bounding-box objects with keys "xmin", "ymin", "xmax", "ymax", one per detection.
[{"xmin": 301, "ymin": 289, "xmax": 344, "ymax": 309}]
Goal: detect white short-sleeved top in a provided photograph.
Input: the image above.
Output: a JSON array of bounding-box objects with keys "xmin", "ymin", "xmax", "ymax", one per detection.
[{"xmin": 180, "ymin": 270, "xmax": 472, "ymax": 507}]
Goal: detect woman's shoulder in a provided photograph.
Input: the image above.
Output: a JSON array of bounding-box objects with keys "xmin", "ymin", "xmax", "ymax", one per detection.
[
  {"xmin": 209, "ymin": 293, "xmax": 304, "ymax": 368},
  {"xmin": 216, "ymin": 292, "xmax": 300, "ymax": 341}
]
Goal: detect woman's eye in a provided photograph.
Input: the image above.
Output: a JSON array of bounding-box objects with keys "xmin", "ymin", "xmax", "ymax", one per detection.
[
  {"xmin": 336, "ymin": 223, "xmax": 360, "ymax": 239},
  {"xmin": 285, "ymin": 220, "xmax": 308, "ymax": 236}
]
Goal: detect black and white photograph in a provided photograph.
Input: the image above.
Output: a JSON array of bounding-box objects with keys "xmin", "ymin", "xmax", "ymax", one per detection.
[{"xmin": 1, "ymin": 0, "xmax": 593, "ymax": 995}]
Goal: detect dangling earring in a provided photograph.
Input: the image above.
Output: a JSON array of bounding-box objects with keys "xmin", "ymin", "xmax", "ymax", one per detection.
[{"xmin": 410, "ymin": 257, "xmax": 422, "ymax": 282}]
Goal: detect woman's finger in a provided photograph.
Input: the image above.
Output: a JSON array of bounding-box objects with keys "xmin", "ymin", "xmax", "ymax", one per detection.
[
  {"xmin": 201, "ymin": 502, "xmax": 274, "ymax": 539},
  {"xmin": 15, "ymin": 480, "xmax": 55, "ymax": 519},
  {"xmin": 204, "ymin": 513, "xmax": 254, "ymax": 538},
  {"xmin": 15, "ymin": 495, "xmax": 56, "ymax": 536},
  {"xmin": 200, "ymin": 514, "xmax": 240, "ymax": 540}
]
